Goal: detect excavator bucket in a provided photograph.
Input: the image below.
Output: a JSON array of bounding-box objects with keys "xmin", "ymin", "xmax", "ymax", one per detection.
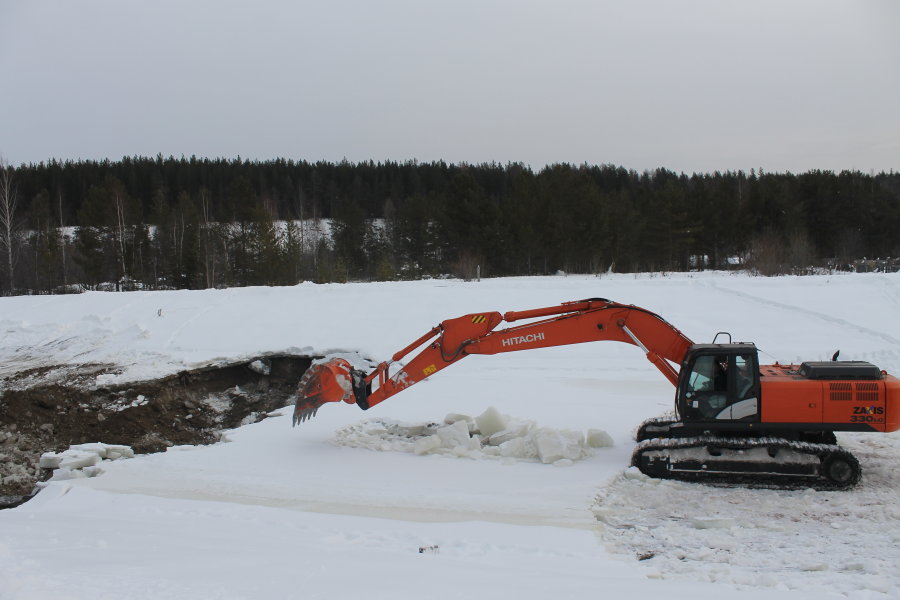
[{"xmin": 293, "ymin": 358, "xmax": 358, "ymax": 425}]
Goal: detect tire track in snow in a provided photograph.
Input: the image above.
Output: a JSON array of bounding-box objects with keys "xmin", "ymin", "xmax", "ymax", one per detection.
[
  {"xmin": 79, "ymin": 485, "xmax": 596, "ymax": 529},
  {"xmin": 98, "ymin": 292, "xmax": 151, "ymax": 320},
  {"xmin": 872, "ymin": 274, "xmax": 900, "ymax": 315},
  {"xmin": 704, "ymin": 279, "xmax": 900, "ymax": 347},
  {"xmin": 163, "ymin": 305, "xmax": 215, "ymax": 352}
]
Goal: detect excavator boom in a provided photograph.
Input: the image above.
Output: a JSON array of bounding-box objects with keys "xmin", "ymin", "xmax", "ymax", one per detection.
[{"xmin": 294, "ymin": 299, "xmax": 693, "ymax": 422}]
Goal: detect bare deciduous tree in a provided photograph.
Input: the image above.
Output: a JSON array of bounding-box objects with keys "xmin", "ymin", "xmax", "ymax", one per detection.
[
  {"xmin": 200, "ymin": 189, "xmax": 216, "ymax": 288},
  {"xmin": 786, "ymin": 228, "xmax": 816, "ymax": 273},
  {"xmin": 0, "ymin": 158, "xmax": 20, "ymax": 293},
  {"xmin": 58, "ymin": 192, "xmax": 68, "ymax": 286},
  {"xmin": 114, "ymin": 190, "xmax": 128, "ymax": 283},
  {"xmin": 748, "ymin": 228, "xmax": 785, "ymax": 276}
]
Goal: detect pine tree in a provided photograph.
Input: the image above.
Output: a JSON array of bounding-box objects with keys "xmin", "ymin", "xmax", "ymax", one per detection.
[
  {"xmin": 75, "ymin": 175, "xmax": 134, "ymax": 287},
  {"xmin": 149, "ymin": 187, "xmax": 173, "ymax": 288},
  {"xmin": 331, "ymin": 196, "xmax": 368, "ymax": 279},
  {"xmin": 28, "ymin": 189, "xmax": 55, "ymax": 292}
]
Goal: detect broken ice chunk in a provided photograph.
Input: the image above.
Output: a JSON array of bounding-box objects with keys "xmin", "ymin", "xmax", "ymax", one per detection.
[
  {"xmin": 48, "ymin": 467, "xmax": 88, "ymax": 481},
  {"xmin": 68, "ymin": 443, "xmax": 135, "ymax": 460},
  {"xmin": 498, "ymin": 437, "xmax": 528, "ymax": 458},
  {"xmin": 414, "ymin": 435, "xmax": 443, "ymax": 455},
  {"xmin": 39, "ymin": 443, "xmax": 135, "ymax": 478},
  {"xmin": 38, "ymin": 453, "xmax": 64, "ymax": 469},
  {"xmin": 248, "ymin": 359, "xmax": 271, "ymax": 375},
  {"xmin": 487, "ymin": 419, "xmax": 534, "ymax": 446},
  {"xmin": 436, "ymin": 420, "xmax": 475, "ymax": 449},
  {"xmin": 59, "ymin": 451, "xmax": 102, "ymax": 470},
  {"xmin": 586, "ymin": 429, "xmax": 614, "ymax": 448},
  {"xmin": 534, "ymin": 428, "xmax": 585, "ymax": 464},
  {"xmin": 474, "ymin": 406, "xmax": 508, "ymax": 437},
  {"xmin": 444, "ymin": 413, "xmax": 476, "ymax": 433}
]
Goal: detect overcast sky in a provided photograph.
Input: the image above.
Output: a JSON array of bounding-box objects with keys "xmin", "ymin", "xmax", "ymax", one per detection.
[{"xmin": 1, "ymin": 0, "xmax": 898, "ymax": 174}]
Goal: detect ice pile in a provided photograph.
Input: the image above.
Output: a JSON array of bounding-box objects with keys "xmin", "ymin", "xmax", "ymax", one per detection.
[
  {"xmin": 333, "ymin": 406, "xmax": 613, "ymax": 465},
  {"xmin": 39, "ymin": 443, "xmax": 135, "ymax": 481}
]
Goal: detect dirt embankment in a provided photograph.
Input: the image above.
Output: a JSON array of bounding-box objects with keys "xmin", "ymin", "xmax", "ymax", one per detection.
[{"xmin": 0, "ymin": 355, "xmax": 313, "ymax": 507}]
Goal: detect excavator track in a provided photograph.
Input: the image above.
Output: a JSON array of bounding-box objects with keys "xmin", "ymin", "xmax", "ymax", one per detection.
[
  {"xmin": 631, "ymin": 435, "xmax": 861, "ymax": 489},
  {"xmin": 635, "ymin": 416, "xmax": 678, "ymax": 442}
]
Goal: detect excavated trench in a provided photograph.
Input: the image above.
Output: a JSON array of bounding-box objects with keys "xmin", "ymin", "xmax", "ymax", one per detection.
[{"xmin": 0, "ymin": 354, "xmax": 313, "ymax": 508}]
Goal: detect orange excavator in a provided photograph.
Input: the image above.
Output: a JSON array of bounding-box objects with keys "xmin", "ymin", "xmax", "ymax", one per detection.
[{"xmin": 293, "ymin": 298, "xmax": 899, "ymax": 488}]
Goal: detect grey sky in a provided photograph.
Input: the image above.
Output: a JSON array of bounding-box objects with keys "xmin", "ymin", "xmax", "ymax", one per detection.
[{"xmin": 1, "ymin": 0, "xmax": 898, "ymax": 174}]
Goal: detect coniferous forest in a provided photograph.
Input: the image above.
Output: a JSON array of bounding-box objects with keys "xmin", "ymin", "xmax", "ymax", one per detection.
[{"xmin": 0, "ymin": 156, "xmax": 898, "ymax": 295}]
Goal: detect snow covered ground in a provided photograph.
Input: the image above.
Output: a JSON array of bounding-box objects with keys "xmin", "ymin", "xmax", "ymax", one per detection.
[{"xmin": 1, "ymin": 272, "xmax": 899, "ymax": 599}]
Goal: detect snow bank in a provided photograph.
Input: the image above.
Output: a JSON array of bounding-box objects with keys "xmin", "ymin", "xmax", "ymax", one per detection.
[
  {"xmin": 332, "ymin": 407, "xmax": 613, "ymax": 465},
  {"xmin": 39, "ymin": 443, "xmax": 134, "ymax": 481}
]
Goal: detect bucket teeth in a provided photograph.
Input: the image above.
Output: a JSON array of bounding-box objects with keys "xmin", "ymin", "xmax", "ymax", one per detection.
[{"xmin": 292, "ymin": 404, "xmax": 321, "ymax": 426}]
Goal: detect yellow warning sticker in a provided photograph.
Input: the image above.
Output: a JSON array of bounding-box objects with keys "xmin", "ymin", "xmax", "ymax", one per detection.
[
  {"xmin": 423, "ymin": 364, "xmax": 437, "ymax": 376},
  {"xmin": 471, "ymin": 315, "xmax": 487, "ymax": 324}
]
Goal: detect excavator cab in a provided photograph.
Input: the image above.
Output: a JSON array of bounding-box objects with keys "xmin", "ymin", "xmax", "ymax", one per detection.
[{"xmin": 677, "ymin": 344, "xmax": 760, "ymax": 424}]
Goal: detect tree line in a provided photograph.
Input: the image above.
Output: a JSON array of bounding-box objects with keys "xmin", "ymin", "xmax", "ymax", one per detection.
[{"xmin": 0, "ymin": 156, "xmax": 898, "ymax": 294}]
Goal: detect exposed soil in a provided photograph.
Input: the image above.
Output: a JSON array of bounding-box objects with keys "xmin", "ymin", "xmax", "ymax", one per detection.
[{"xmin": 0, "ymin": 355, "xmax": 313, "ymax": 508}]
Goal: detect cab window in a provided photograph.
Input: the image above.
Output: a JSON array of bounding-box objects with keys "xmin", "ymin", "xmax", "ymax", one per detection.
[
  {"xmin": 687, "ymin": 355, "xmax": 727, "ymax": 393},
  {"xmin": 684, "ymin": 352, "xmax": 758, "ymax": 421}
]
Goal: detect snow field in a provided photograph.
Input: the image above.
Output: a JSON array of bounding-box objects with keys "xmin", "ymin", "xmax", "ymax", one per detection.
[
  {"xmin": 3, "ymin": 483, "xmax": 801, "ymax": 600},
  {"xmin": 3, "ymin": 271, "xmax": 899, "ymax": 391},
  {"xmin": 1, "ymin": 271, "xmax": 899, "ymax": 599}
]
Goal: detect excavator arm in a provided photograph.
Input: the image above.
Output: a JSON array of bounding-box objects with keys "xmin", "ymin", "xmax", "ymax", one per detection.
[{"xmin": 293, "ymin": 298, "xmax": 694, "ymax": 424}]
